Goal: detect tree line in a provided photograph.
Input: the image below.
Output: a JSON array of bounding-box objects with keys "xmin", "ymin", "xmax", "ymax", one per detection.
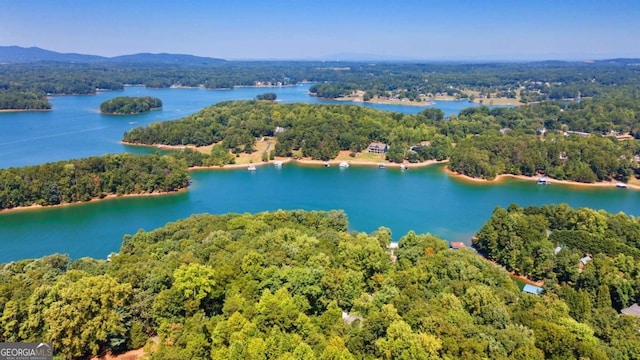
[
  {"xmin": 0, "ymin": 90, "xmax": 51, "ymax": 110},
  {"xmin": 2, "ymin": 59, "xmax": 640, "ymax": 109},
  {"xmin": 0, "ymin": 153, "xmax": 188, "ymax": 209},
  {"xmin": 2, "ymin": 209, "xmax": 638, "ymax": 358},
  {"xmin": 100, "ymin": 96, "xmax": 162, "ymax": 114}
]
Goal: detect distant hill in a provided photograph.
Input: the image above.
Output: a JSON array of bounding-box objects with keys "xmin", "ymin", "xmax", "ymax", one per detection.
[
  {"xmin": 110, "ymin": 52, "xmax": 226, "ymax": 65},
  {"xmin": 0, "ymin": 46, "xmax": 226, "ymax": 64},
  {"xmin": 0, "ymin": 46, "xmax": 106, "ymax": 63}
]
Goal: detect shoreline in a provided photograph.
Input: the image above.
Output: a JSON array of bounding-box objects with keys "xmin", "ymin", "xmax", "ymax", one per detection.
[
  {"xmin": 100, "ymin": 107, "xmax": 162, "ymax": 116},
  {"xmin": 324, "ymin": 96, "xmax": 433, "ymax": 107},
  {"xmin": 189, "ymin": 158, "xmax": 295, "ymax": 171},
  {"xmin": 293, "ymin": 158, "xmax": 447, "ymax": 169},
  {"xmin": 445, "ymin": 167, "xmax": 640, "ymax": 191},
  {"xmin": 0, "ymin": 187, "xmax": 188, "ymax": 214},
  {"xmin": 121, "ymin": 141, "xmax": 197, "ymax": 151},
  {"xmin": 5, "ymin": 156, "xmax": 635, "ymax": 214},
  {"xmin": 0, "ymin": 108, "xmax": 52, "ymax": 113}
]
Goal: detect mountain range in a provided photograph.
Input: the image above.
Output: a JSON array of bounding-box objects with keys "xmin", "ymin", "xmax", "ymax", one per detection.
[
  {"xmin": 1, "ymin": 46, "xmax": 639, "ymax": 65},
  {"xmin": 0, "ymin": 46, "xmax": 226, "ymax": 64}
]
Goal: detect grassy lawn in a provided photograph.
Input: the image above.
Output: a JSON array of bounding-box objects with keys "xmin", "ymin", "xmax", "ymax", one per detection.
[
  {"xmin": 335, "ymin": 150, "xmax": 385, "ymax": 162},
  {"xmin": 196, "ymin": 138, "xmax": 276, "ymax": 165}
]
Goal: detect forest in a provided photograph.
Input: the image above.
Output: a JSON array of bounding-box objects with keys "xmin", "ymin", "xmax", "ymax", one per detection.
[
  {"xmin": 2, "ymin": 59, "xmax": 640, "ymax": 109},
  {"xmin": 123, "ymin": 95, "xmax": 640, "ymax": 182},
  {"xmin": 472, "ymin": 203, "xmax": 640, "ymax": 355},
  {"xmin": 0, "ymin": 90, "xmax": 51, "ymax": 110},
  {"xmin": 100, "ymin": 96, "xmax": 163, "ymax": 114},
  {"xmin": 0, "ymin": 153, "xmax": 189, "ymax": 210},
  {"xmin": 1, "ymin": 209, "xmax": 638, "ymax": 359}
]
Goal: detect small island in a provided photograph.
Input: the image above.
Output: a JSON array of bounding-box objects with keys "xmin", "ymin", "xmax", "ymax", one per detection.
[
  {"xmin": 255, "ymin": 92, "xmax": 277, "ymax": 101},
  {"xmin": 100, "ymin": 96, "xmax": 162, "ymax": 115}
]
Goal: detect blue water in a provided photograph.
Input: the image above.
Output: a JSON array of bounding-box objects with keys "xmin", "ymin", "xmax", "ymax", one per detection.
[{"xmin": 1, "ymin": 85, "xmax": 635, "ymax": 264}]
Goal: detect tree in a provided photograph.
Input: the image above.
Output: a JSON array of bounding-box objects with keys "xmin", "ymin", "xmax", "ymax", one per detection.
[
  {"xmin": 44, "ymin": 274, "xmax": 132, "ymax": 358},
  {"xmin": 376, "ymin": 320, "xmax": 442, "ymax": 359},
  {"xmin": 256, "ymin": 93, "xmax": 277, "ymax": 101},
  {"xmin": 173, "ymin": 263, "xmax": 218, "ymax": 315}
]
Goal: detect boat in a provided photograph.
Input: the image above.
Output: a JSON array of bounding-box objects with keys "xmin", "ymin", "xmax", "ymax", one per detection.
[
  {"xmin": 616, "ymin": 182, "xmax": 628, "ymax": 189},
  {"xmin": 247, "ymin": 164, "xmax": 256, "ymax": 171},
  {"xmin": 400, "ymin": 164, "xmax": 408, "ymax": 170},
  {"xmin": 537, "ymin": 176, "xmax": 549, "ymax": 185},
  {"xmin": 273, "ymin": 161, "xmax": 283, "ymax": 167},
  {"xmin": 323, "ymin": 161, "xmax": 330, "ymax": 167},
  {"xmin": 339, "ymin": 162, "xmax": 349, "ymax": 168},
  {"xmin": 378, "ymin": 163, "xmax": 387, "ymax": 169}
]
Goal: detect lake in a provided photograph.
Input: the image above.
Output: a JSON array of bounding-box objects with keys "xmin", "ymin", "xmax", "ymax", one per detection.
[{"xmin": 0, "ymin": 86, "xmax": 637, "ymax": 263}]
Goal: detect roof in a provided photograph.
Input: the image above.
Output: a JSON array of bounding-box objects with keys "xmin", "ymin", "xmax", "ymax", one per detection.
[
  {"xmin": 621, "ymin": 303, "xmax": 640, "ymax": 317},
  {"xmin": 580, "ymin": 255, "xmax": 592, "ymax": 265},
  {"xmin": 616, "ymin": 134, "xmax": 634, "ymax": 141},
  {"xmin": 387, "ymin": 242, "xmax": 399, "ymax": 249},
  {"xmin": 523, "ymin": 284, "xmax": 543, "ymax": 295},
  {"xmin": 368, "ymin": 142, "xmax": 387, "ymax": 149},
  {"xmin": 450, "ymin": 242, "xmax": 466, "ymax": 249}
]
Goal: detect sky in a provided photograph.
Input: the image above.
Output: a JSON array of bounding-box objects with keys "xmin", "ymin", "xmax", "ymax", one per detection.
[{"xmin": 1, "ymin": 0, "xmax": 639, "ymax": 61}]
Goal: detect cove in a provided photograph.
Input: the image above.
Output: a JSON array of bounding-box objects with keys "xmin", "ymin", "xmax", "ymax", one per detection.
[{"xmin": 1, "ymin": 163, "xmax": 638, "ymax": 263}]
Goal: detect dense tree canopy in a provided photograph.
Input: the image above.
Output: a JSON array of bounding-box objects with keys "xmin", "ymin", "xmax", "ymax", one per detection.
[
  {"xmin": 2, "ymin": 59, "xmax": 639, "ymax": 109},
  {"xmin": 0, "ymin": 90, "xmax": 50, "ymax": 110},
  {"xmin": 255, "ymin": 92, "xmax": 277, "ymax": 101},
  {"xmin": 474, "ymin": 203, "xmax": 640, "ymax": 323},
  {"xmin": 1, "ymin": 210, "xmax": 638, "ymax": 358},
  {"xmin": 100, "ymin": 96, "xmax": 162, "ymax": 114},
  {"xmin": 0, "ymin": 153, "xmax": 188, "ymax": 209}
]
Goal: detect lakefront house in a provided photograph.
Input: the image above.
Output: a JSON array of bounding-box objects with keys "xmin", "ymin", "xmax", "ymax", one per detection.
[{"xmin": 368, "ymin": 142, "xmax": 388, "ymax": 154}]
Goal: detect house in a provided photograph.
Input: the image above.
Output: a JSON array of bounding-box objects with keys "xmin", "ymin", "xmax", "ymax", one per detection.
[
  {"xmin": 580, "ymin": 255, "xmax": 592, "ymax": 266},
  {"xmin": 523, "ymin": 284, "xmax": 544, "ymax": 295},
  {"xmin": 368, "ymin": 142, "xmax": 388, "ymax": 154},
  {"xmin": 450, "ymin": 242, "xmax": 466, "ymax": 250},
  {"xmin": 578, "ymin": 255, "xmax": 592, "ymax": 273},
  {"xmin": 554, "ymin": 246, "xmax": 563, "ymax": 255},
  {"xmin": 565, "ymin": 130, "xmax": 590, "ymax": 137},
  {"xmin": 616, "ymin": 134, "xmax": 634, "ymax": 141},
  {"xmin": 274, "ymin": 126, "xmax": 286, "ymax": 134},
  {"xmin": 621, "ymin": 303, "xmax": 640, "ymax": 317}
]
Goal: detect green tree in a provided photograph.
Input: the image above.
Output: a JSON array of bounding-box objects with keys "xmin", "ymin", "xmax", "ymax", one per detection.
[{"xmin": 44, "ymin": 274, "xmax": 132, "ymax": 358}]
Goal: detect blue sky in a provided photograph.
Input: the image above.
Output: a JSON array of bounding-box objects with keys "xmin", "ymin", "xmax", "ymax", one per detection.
[{"xmin": 1, "ymin": 0, "xmax": 639, "ymax": 60}]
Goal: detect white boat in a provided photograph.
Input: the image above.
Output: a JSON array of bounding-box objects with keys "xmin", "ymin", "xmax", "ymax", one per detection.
[
  {"xmin": 378, "ymin": 163, "xmax": 387, "ymax": 169},
  {"xmin": 339, "ymin": 162, "xmax": 349, "ymax": 168},
  {"xmin": 401, "ymin": 164, "xmax": 408, "ymax": 170},
  {"xmin": 323, "ymin": 161, "xmax": 330, "ymax": 167},
  {"xmin": 273, "ymin": 161, "xmax": 283, "ymax": 167},
  {"xmin": 537, "ymin": 176, "xmax": 548, "ymax": 185},
  {"xmin": 616, "ymin": 182, "xmax": 628, "ymax": 189},
  {"xmin": 247, "ymin": 164, "xmax": 256, "ymax": 171}
]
